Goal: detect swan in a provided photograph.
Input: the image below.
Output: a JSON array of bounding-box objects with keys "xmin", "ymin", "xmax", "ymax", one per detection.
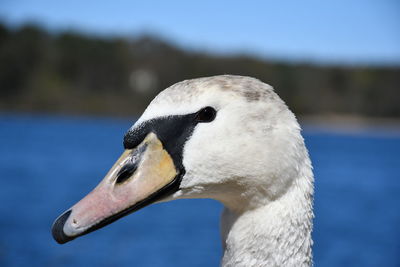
[{"xmin": 52, "ymin": 75, "xmax": 314, "ymax": 267}]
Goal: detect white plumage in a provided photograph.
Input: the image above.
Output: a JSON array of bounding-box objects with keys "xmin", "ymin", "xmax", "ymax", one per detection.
[
  {"xmin": 137, "ymin": 75, "xmax": 314, "ymax": 266},
  {"xmin": 53, "ymin": 75, "xmax": 314, "ymax": 267}
]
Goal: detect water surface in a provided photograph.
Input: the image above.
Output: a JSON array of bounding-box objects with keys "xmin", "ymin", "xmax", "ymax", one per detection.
[{"xmin": 0, "ymin": 114, "xmax": 399, "ymax": 266}]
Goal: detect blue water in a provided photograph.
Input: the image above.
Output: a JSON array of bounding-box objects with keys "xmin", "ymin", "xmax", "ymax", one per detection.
[{"xmin": 0, "ymin": 114, "xmax": 399, "ymax": 267}]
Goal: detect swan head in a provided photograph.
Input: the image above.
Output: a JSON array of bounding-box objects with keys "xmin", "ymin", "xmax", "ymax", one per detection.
[{"xmin": 52, "ymin": 75, "xmax": 310, "ymax": 244}]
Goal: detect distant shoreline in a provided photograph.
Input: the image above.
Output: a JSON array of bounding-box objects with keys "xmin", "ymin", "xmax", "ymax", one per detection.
[
  {"xmin": 300, "ymin": 114, "xmax": 400, "ymax": 135},
  {"xmin": 1, "ymin": 111, "xmax": 399, "ymax": 136}
]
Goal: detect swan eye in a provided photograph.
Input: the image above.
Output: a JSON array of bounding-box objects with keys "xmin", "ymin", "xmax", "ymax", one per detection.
[{"xmin": 195, "ymin": 107, "xmax": 216, "ymax": 123}]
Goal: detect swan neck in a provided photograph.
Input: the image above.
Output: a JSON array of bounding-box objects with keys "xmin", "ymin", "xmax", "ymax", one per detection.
[{"xmin": 220, "ymin": 177, "xmax": 313, "ymax": 267}]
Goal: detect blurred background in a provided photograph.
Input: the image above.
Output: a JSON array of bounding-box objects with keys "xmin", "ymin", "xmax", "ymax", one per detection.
[{"xmin": 0, "ymin": 0, "xmax": 399, "ymax": 266}]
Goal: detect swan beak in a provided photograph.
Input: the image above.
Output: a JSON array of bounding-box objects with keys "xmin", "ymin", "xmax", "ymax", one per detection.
[{"xmin": 52, "ymin": 132, "xmax": 179, "ymax": 244}]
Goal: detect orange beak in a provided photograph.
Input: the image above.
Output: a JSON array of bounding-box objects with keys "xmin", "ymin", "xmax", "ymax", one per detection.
[{"xmin": 52, "ymin": 132, "xmax": 179, "ymax": 244}]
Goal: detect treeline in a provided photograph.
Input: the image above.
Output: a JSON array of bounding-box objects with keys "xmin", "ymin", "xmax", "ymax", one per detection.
[{"xmin": 0, "ymin": 23, "xmax": 399, "ymax": 117}]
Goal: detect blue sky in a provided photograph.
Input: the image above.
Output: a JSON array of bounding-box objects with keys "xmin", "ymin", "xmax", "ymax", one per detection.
[{"xmin": 0, "ymin": 0, "xmax": 399, "ymax": 65}]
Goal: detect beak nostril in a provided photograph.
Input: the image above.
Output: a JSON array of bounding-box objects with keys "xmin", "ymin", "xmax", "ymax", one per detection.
[
  {"xmin": 116, "ymin": 162, "xmax": 138, "ymax": 184},
  {"xmin": 72, "ymin": 219, "xmax": 77, "ymax": 225},
  {"xmin": 116, "ymin": 144, "xmax": 147, "ymax": 184}
]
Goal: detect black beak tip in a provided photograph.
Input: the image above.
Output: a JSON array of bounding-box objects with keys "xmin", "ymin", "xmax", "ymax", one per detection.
[{"xmin": 51, "ymin": 210, "xmax": 74, "ymax": 244}]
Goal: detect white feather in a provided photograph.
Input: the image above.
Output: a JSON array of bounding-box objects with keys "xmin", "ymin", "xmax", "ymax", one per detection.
[{"xmin": 131, "ymin": 75, "xmax": 314, "ymax": 267}]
